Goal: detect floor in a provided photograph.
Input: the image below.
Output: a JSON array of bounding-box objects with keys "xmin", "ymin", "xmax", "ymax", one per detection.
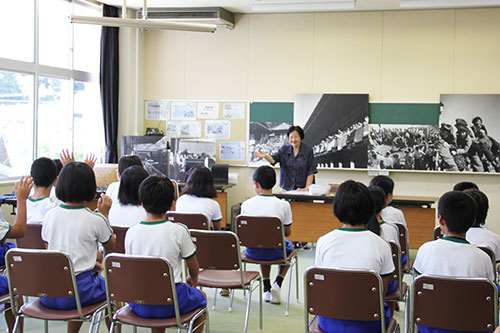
[{"xmin": 0, "ymin": 248, "xmax": 411, "ymax": 332}]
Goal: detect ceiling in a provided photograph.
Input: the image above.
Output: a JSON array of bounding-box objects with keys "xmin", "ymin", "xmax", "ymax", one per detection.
[{"xmin": 96, "ymin": 0, "xmax": 500, "ymax": 14}]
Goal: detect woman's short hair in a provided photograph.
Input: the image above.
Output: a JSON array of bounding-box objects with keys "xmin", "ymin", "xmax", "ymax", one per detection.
[
  {"xmin": 287, "ymin": 126, "xmax": 305, "ymax": 140},
  {"xmin": 56, "ymin": 162, "xmax": 96, "ymax": 203},
  {"xmin": 118, "ymin": 166, "xmax": 149, "ymax": 206},
  {"xmin": 139, "ymin": 175, "xmax": 175, "ymax": 215},
  {"xmin": 182, "ymin": 166, "xmax": 217, "ymax": 198},
  {"xmin": 334, "ymin": 180, "xmax": 374, "ymax": 226}
]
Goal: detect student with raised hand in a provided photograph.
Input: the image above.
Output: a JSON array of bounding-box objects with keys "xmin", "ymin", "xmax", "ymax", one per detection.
[
  {"xmin": 369, "ymin": 175, "xmax": 407, "ymax": 226},
  {"xmin": 464, "ymin": 189, "xmax": 500, "ymax": 262},
  {"xmin": 108, "ymin": 166, "xmax": 148, "ymax": 227},
  {"xmin": 27, "ymin": 157, "xmax": 60, "ymax": 224},
  {"xmin": 125, "ymin": 175, "xmax": 206, "ymax": 333},
  {"xmin": 241, "ymin": 165, "xmax": 294, "ymax": 304},
  {"xmin": 175, "ymin": 166, "xmax": 222, "ymax": 230},
  {"xmin": 314, "ymin": 180, "xmax": 394, "ymax": 332},
  {"xmin": 105, "ymin": 155, "xmax": 144, "ymax": 205},
  {"xmin": 41, "ymin": 162, "xmax": 116, "ymax": 333}
]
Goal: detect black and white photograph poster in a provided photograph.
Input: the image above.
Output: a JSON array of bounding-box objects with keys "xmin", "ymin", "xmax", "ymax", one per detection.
[
  {"xmin": 294, "ymin": 93, "xmax": 369, "ymax": 169},
  {"xmin": 121, "ymin": 135, "xmax": 169, "ymax": 177},
  {"xmin": 368, "ymin": 124, "xmax": 440, "ymax": 171},
  {"xmin": 248, "ymin": 122, "xmax": 292, "ymax": 166},
  {"xmin": 440, "ymin": 94, "xmax": 500, "ymax": 173},
  {"xmin": 169, "ymin": 138, "xmax": 216, "ymax": 181}
]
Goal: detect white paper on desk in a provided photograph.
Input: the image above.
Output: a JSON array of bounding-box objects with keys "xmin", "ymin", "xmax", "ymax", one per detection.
[
  {"xmin": 220, "ymin": 142, "xmax": 245, "ymax": 161},
  {"xmin": 180, "ymin": 121, "xmax": 201, "ymax": 137},
  {"xmin": 283, "ymin": 190, "xmax": 312, "ymax": 195},
  {"xmin": 145, "ymin": 101, "xmax": 170, "ymax": 120},
  {"xmin": 206, "ymin": 120, "xmax": 230, "ymax": 140},
  {"xmin": 171, "ymin": 101, "xmax": 196, "ymax": 120},
  {"xmin": 166, "ymin": 122, "xmax": 180, "ymax": 138},
  {"xmin": 223, "ymin": 102, "xmax": 245, "ymax": 119},
  {"xmin": 197, "ymin": 102, "xmax": 219, "ymax": 119}
]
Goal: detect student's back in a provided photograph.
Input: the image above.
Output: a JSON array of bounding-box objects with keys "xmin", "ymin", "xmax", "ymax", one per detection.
[{"xmin": 27, "ymin": 157, "xmax": 60, "ymax": 224}]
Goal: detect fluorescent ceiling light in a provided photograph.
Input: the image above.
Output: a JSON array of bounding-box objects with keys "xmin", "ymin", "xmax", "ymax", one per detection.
[{"xmin": 69, "ymin": 15, "xmax": 217, "ymax": 32}]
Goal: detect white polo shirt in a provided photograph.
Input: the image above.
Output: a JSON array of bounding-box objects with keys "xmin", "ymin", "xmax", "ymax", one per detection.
[
  {"xmin": 240, "ymin": 194, "xmax": 293, "ymax": 226},
  {"xmin": 175, "ymin": 194, "xmax": 222, "ymax": 222},
  {"xmin": 413, "ymin": 237, "xmax": 494, "ymax": 281},
  {"xmin": 108, "ymin": 203, "xmax": 147, "ymax": 227},
  {"xmin": 381, "ymin": 206, "xmax": 407, "ymax": 226},
  {"xmin": 315, "ymin": 228, "xmax": 394, "ymax": 277},
  {"xmin": 42, "ymin": 205, "xmax": 113, "ymax": 275},
  {"xmin": 26, "ymin": 196, "xmax": 60, "ymax": 224},
  {"xmin": 105, "ymin": 181, "xmax": 120, "ymax": 206},
  {"xmin": 466, "ymin": 226, "xmax": 500, "ymax": 262},
  {"xmin": 0, "ymin": 222, "xmax": 11, "ymax": 242},
  {"xmin": 125, "ymin": 220, "xmax": 196, "ymax": 283},
  {"xmin": 380, "ymin": 221, "xmax": 400, "ymax": 247}
]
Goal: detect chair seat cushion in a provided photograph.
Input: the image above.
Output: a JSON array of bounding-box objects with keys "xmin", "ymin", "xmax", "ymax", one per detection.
[
  {"xmin": 20, "ymin": 298, "xmax": 106, "ymax": 320},
  {"xmin": 115, "ymin": 304, "xmax": 205, "ymax": 328},
  {"xmin": 198, "ymin": 270, "xmax": 260, "ymax": 288},
  {"xmin": 241, "ymin": 249, "xmax": 296, "ymax": 265}
]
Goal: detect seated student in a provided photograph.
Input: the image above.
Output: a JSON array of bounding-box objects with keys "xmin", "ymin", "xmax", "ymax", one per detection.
[
  {"xmin": 413, "ymin": 191, "xmax": 494, "ymax": 333},
  {"xmin": 314, "ymin": 180, "xmax": 395, "ymax": 332},
  {"xmin": 125, "ymin": 176, "xmax": 206, "ymax": 333},
  {"xmin": 27, "ymin": 157, "xmax": 60, "ymax": 224},
  {"xmin": 105, "ymin": 155, "xmax": 144, "ymax": 205},
  {"xmin": 369, "ymin": 175, "xmax": 406, "ymax": 226},
  {"xmin": 240, "ymin": 165, "xmax": 294, "ymax": 304},
  {"xmin": 41, "ymin": 162, "xmax": 116, "ymax": 333},
  {"xmin": 108, "ymin": 166, "xmax": 148, "ymax": 227},
  {"xmin": 175, "ymin": 166, "xmax": 222, "ymax": 230},
  {"xmin": 464, "ymin": 189, "xmax": 500, "ymax": 262},
  {"xmin": 0, "ymin": 176, "xmax": 33, "ymax": 332}
]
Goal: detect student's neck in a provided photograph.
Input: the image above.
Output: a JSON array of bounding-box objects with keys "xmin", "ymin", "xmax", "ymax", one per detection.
[
  {"xmin": 145, "ymin": 213, "xmax": 166, "ymax": 221},
  {"xmin": 444, "ymin": 231, "xmax": 466, "ymax": 239},
  {"xmin": 31, "ymin": 186, "xmax": 52, "ymax": 199},
  {"xmin": 64, "ymin": 201, "xmax": 86, "ymax": 207},
  {"xmin": 376, "ymin": 213, "xmax": 382, "ymax": 223},
  {"xmin": 342, "ymin": 223, "xmax": 365, "ymax": 229},
  {"xmin": 257, "ymin": 189, "xmax": 273, "ymax": 196}
]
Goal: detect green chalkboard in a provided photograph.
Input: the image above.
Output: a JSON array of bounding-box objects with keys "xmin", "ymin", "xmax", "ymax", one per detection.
[
  {"xmin": 369, "ymin": 103, "xmax": 439, "ymax": 125},
  {"xmin": 250, "ymin": 102, "xmax": 294, "ymax": 123}
]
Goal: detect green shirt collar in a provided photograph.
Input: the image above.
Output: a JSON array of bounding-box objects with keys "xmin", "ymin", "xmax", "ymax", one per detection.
[
  {"xmin": 258, "ymin": 194, "xmax": 274, "ymax": 197},
  {"xmin": 28, "ymin": 196, "xmax": 49, "ymax": 202},
  {"xmin": 140, "ymin": 220, "xmax": 168, "ymax": 225},
  {"xmin": 338, "ymin": 227, "xmax": 368, "ymax": 232},
  {"xmin": 442, "ymin": 236, "xmax": 469, "ymax": 244}
]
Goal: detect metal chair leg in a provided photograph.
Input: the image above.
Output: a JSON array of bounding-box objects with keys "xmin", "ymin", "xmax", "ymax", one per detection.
[
  {"xmin": 228, "ymin": 289, "xmax": 235, "ymax": 312},
  {"xmin": 286, "ymin": 260, "xmax": 293, "ymax": 316},
  {"xmin": 212, "ymin": 288, "xmax": 218, "ymax": 310},
  {"xmin": 243, "ymin": 286, "xmax": 253, "ymax": 333},
  {"xmin": 295, "ymin": 256, "xmax": 300, "ymax": 303},
  {"xmin": 43, "ymin": 319, "xmax": 48, "ymax": 333},
  {"xmin": 259, "ymin": 278, "xmax": 263, "ymax": 332}
]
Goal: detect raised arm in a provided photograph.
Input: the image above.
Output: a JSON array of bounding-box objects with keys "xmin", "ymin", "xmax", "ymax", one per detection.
[
  {"xmin": 254, "ymin": 150, "xmax": 276, "ymax": 165},
  {"xmin": 9, "ymin": 176, "xmax": 34, "ymax": 238}
]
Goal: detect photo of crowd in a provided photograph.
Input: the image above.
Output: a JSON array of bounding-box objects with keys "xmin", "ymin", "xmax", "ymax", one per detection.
[
  {"xmin": 368, "ymin": 125, "xmax": 440, "ymax": 170},
  {"xmin": 169, "ymin": 138, "xmax": 216, "ymax": 181},
  {"xmin": 248, "ymin": 122, "xmax": 292, "ymax": 166},
  {"xmin": 440, "ymin": 94, "xmax": 500, "ymax": 173}
]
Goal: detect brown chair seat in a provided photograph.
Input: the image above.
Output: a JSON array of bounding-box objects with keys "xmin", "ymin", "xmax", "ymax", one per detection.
[
  {"xmin": 20, "ymin": 299, "xmax": 107, "ymax": 321},
  {"xmin": 241, "ymin": 249, "xmax": 296, "ymax": 265},
  {"xmin": 198, "ymin": 270, "xmax": 260, "ymax": 288},
  {"xmin": 114, "ymin": 305, "xmax": 205, "ymax": 328}
]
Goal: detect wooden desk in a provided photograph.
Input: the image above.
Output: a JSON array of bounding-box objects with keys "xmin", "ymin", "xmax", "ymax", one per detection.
[{"xmin": 275, "ymin": 193, "xmax": 436, "ymax": 249}]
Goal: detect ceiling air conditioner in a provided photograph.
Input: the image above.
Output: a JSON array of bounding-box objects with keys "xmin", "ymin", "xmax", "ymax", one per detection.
[{"xmin": 137, "ymin": 7, "xmax": 235, "ymax": 30}]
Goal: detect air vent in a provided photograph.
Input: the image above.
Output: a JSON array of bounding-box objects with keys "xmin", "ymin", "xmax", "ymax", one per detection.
[{"xmin": 138, "ymin": 7, "xmax": 235, "ymax": 30}]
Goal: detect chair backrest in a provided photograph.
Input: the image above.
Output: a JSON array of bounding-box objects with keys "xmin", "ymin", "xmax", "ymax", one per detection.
[
  {"xmin": 235, "ymin": 214, "xmax": 286, "ymax": 250},
  {"xmin": 394, "ymin": 223, "xmax": 410, "ymax": 269},
  {"xmin": 16, "ymin": 223, "xmax": 45, "ymax": 249},
  {"xmin": 5, "ymin": 248, "xmax": 84, "ymax": 318},
  {"xmin": 433, "ymin": 226, "xmax": 444, "ymax": 240},
  {"xmin": 103, "ymin": 253, "xmax": 182, "ymax": 327},
  {"xmin": 166, "ymin": 212, "xmax": 209, "ymax": 230},
  {"xmin": 477, "ymin": 246, "xmax": 497, "ymax": 280},
  {"xmin": 388, "ymin": 241, "xmax": 402, "ymax": 288},
  {"xmin": 411, "ymin": 275, "xmax": 498, "ymax": 332},
  {"xmin": 190, "ymin": 230, "xmax": 242, "ymax": 271},
  {"xmin": 304, "ymin": 266, "xmax": 386, "ymax": 333},
  {"xmin": 109, "ymin": 226, "xmax": 128, "ymax": 254}
]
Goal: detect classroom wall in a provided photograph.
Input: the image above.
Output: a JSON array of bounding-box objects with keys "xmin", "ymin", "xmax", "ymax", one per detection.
[{"xmin": 119, "ymin": 8, "xmax": 500, "ymax": 237}]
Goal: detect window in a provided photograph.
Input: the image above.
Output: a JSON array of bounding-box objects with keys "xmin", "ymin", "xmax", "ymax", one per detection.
[{"xmin": 0, "ymin": 0, "xmax": 104, "ymax": 180}]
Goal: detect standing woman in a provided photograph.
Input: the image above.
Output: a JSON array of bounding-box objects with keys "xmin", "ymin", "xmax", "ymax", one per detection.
[{"xmin": 255, "ymin": 125, "xmax": 317, "ymax": 191}]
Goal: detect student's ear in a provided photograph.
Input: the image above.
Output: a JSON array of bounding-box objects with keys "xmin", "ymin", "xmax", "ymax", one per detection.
[{"xmin": 438, "ymin": 215, "xmax": 448, "ymax": 233}]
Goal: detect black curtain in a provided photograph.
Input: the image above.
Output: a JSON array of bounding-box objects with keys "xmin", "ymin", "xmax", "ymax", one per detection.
[{"xmin": 100, "ymin": 5, "xmax": 119, "ymax": 163}]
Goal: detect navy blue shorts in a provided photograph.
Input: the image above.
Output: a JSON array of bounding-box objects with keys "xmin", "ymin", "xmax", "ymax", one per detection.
[
  {"xmin": 387, "ymin": 280, "xmax": 398, "ymax": 294},
  {"xmin": 0, "ymin": 242, "xmax": 15, "ymax": 266},
  {"xmin": 40, "ymin": 271, "xmax": 106, "ymax": 310},
  {"xmin": 318, "ymin": 302, "xmax": 391, "ymax": 333},
  {"xmin": 130, "ymin": 283, "xmax": 206, "ymax": 319},
  {"xmin": 246, "ymin": 239, "xmax": 293, "ymax": 260},
  {"xmin": 0, "ymin": 276, "xmax": 8, "ymax": 295},
  {"xmin": 417, "ymin": 326, "xmax": 492, "ymax": 333}
]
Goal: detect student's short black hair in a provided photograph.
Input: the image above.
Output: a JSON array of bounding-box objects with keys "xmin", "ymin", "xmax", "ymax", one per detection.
[
  {"xmin": 182, "ymin": 166, "xmax": 216, "ymax": 198},
  {"xmin": 287, "ymin": 126, "xmax": 305, "ymax": 140},
  {"xmin": 118, "ymin": 166, "xmax": 149, "ymax": 206},
  {"xmin": 334, "ymin": 180, "xmax": 374, "ymax": 226},
  {"xmin": 56, "ymin": 162, "xmax": 96, "ymax": 203},
  {"xmin": 30, "ymin": 157, "xmax": 58, "ymax": 188},
  {"xmin": 52, "ymin": 159, "xmax": 63, "ymax": 176},
  {"xmin": 253, "ymin": 166, "xmax": 276, "ymax": 190},
  {"xmin": 438, "ymin": 191, "xmax": 476, "ymax": 234},
  {"xmin": 118, "ymin": 155, "xmax": 143, "ymax": 176},
  {"xmin": 139, "ymin": 175, "xmax": 175, "ymax": 215},
  {"xmin": 369, "ymin": 175, "xmax": 394, "ymax": 197},
  {"xmin": 464, "ymin": 189, "xmax": 489, "ymax": 226},
  {"xmin": 453, "ymin": 181, "xmax": 479, "ymax": 192},
  {"xmin": 369, "ymin": 186, "xmax": 386, "ymax": 215}
]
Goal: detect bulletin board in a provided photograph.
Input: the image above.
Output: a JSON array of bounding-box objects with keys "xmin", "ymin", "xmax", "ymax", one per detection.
[{"xmin": 143, "ymin": 100, "xmax": 248, "ymax": 166}]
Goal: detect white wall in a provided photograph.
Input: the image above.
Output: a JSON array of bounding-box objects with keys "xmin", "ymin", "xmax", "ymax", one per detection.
[{"xmin": 120, "ymin": 8, "xmax": 500, "ymax": 234}]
